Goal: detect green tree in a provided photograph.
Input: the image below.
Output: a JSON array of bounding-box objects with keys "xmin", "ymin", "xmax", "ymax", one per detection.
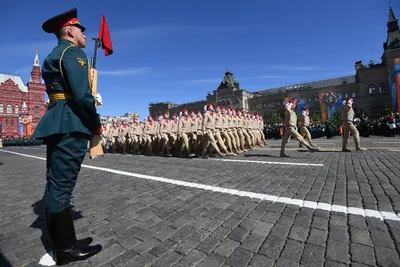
[
  {"xmin": 271, "ymin": 113, "xmax": 281, "ymax": 124},
  {"xmin": 330, "ymin": 110, "xmax": 342, "ymax": 127},
  {"xmin": 295, "ymin": 110, "xmax": 301, "ymax": 123},
  {"xmin": 311, "ymin": 112, "xmax": 322, "ymax": 123}
]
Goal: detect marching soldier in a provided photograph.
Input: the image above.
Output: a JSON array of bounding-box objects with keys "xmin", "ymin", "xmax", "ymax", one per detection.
[
  {"xmin": 145, "ymin": 116, "xmax": 156, "ymax": 155},
  {"xmin": 196, "ymin": 110, "xmax": 204, "ymax": 156},
  {"xmin": 119, "ymin": 120, "xmax": 129, "ymax": 154},
  {"xmin": 160, "ymin": 112, "xmax": 172, "ymax": 156},
  {"xmin": 220, "ymin": 107, "xmax": 235, "ymax": 154},
  {"xmin": 178, "ymin": 110, "xmax": 195, "ymax": 157},
  {"xmin": 280, "ymin": 99, "xmax": 319, "ymax": 157},
  {"xmin": 341, "ymin": 98, "xmax": 366, "ymax": 152},
  {"xmin": 214, "ymin": 106, "xmax": 232, "ymax": 155},
  {"xmin": 100, "ymin": 122, "xmax": 110, "ymax": 151},
  {"xmin": 236, "ymin": 110, "xmax": 247, "ymax": 151},
  {"xmin": 128, "ymin": 113, "xmax": 141, "ymax": 154},
  {"xmin": 299, "ymin": 108, "xmax": 315, "ymax": 148},
  {"xmin": 156, "ymin": 115, "xmax": 163, "ymax": 154},
  {"xmin": 202, "ymin": 104, "xmax": 224, "ymax": 158},
  {"xmin": 227, "ymin": 108, "xmax": 241, "ymax": 153},
  {"xmin": 231, "ymin": 109, "xmax": 244, "ymax": 152},
  {"xmin": 189, "ymin": 111, "xmax": 199, "ymax": 156},
  {"xmin": 169, "ymin": 114, "xmax": 179, "ymax": 155},
  {"xmin": 242, "ymin": 111, "xmax": 254, "ymax": 149},
  {"xmin": 110, "ymin": 122, "xmax": 119, "ymax": 153},
  {"xmin": 32, "ymin": 7, "xmax": 102, "ymax": 265}
]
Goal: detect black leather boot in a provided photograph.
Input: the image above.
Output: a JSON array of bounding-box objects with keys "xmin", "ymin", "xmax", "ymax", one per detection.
[
  {"xmin": 45, "ymin": 208, "xmax": 102, "ymax": 265},
  {"xmin": 45, "ymin": 208, "xmax": 93, "ymax": 247}
]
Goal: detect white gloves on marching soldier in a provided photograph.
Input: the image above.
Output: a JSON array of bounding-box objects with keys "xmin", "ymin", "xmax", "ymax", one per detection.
[{"xmin": 96, "ymin": 93, "xmax": 103, "ymax": 106}]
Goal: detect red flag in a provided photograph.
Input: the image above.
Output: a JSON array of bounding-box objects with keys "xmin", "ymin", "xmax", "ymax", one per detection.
[{"xmin": 98, "ymin": 15, "xmax": 113, "ymax": 56}]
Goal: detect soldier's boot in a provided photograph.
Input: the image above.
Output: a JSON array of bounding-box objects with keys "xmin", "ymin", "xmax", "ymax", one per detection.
[
  {"xmin": 354, "ymin": 136, "xmax": 366, "ymax": 151},
  {"xmin": 280, "ymin": 151, "xmax": 289, "ymax": 158},
  {"xmin": 45, "ymin": 208, "xmax": 101, "ymax": 266},
  {"xmin": 45, "ymin": 208, "xmax": 93, "ymax": 250},
  {"xmin": 342, "ymin": 146, "xmax": 351, "ymax": 152},
  {"xmin": 305, "ymin": 144, "xmax": 319, "ymax": 152},
  {"xmin": 165, "ymin": 146, "xmax": 172, "ymax": 157}
]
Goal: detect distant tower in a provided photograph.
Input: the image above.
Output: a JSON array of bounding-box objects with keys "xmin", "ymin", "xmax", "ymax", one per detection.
[
  {"xmin": 30, "ymin": 48, "xmax": 41, "ymax": 83},
  {"xmin": 26, "ymin": 49, "xmax": 46, "ymax": 128},
  {"xmin": 382, "ymin": 4, "xmax": 400, "ymax": 67}
]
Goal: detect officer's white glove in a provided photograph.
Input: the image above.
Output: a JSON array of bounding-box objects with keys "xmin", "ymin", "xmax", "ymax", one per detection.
[{"xmin": 96, "ymin": 93, "xmax": 103, "ymax": 106}]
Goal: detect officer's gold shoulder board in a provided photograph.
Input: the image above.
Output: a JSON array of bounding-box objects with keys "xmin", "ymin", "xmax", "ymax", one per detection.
[{"xmin": 77, "ymin": 57, "xmax": 87, "ymax": 68}]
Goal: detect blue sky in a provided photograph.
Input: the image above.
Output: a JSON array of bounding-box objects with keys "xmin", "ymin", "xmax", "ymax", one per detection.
[{"xmin": 0, "ymin": 0, "xmax": 398, "ymax": 118}]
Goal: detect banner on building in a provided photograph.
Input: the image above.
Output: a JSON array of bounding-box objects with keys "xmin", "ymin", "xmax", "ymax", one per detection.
[
  {"xmin": 390, "ymin": 58, "xmax": 400, "ymax": 112},
  {"xmin": 18, "ymin": 123, "xmax": 24, "ymax": 137},
  {"xmin": 318, "ymin": 91, "xmax": 343, "ymax": 123}
]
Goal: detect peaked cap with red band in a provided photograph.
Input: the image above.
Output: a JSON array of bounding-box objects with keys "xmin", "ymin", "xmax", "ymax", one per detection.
[{"xmin": 42, "ymin": 7, "xmax": 86, "ymax": 34}]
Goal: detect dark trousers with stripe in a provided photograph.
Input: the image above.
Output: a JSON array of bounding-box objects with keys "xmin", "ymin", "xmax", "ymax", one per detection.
[{"xmin": 43, "ymin": 132, "xmax": 89, "ymax": 213}]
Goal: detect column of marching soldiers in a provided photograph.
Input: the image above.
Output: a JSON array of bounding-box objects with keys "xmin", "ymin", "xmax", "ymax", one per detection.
[{"xmin": 100, "ymin": 104, "xmax": 266, "ymax": 158}]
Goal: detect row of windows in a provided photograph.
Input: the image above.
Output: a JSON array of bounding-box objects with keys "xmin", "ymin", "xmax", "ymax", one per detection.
[
  {"xmin": 0, "ymin": 104, "xmax": 40, "ymax": 114},
  {"xmin": 368, "ymin": 86, "xmax": 387, "ymax": 96},
  {"xmin": 1, "ymin": 119, "xmax": 16, "ymax": 126},
  {"xmin": 0, "ymin": 104, "xmax": 19, "ymax": 114}
]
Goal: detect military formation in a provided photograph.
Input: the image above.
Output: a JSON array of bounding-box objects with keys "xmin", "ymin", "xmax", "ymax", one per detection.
[
  {"xmin": 100, "ymin": 104, "xmax": 266, "ymax": 158},
  {"xmin": 99, "ymin": 97, "xmax": 367, "ymax": 158}
]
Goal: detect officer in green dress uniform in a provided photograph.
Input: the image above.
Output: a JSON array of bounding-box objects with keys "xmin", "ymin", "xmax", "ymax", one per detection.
[{"xmin": 32, "ymin": 7, "xmax": 102, "ymax": 265}]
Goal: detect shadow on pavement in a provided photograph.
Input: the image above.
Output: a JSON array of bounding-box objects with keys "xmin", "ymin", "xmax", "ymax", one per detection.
[
  {"xmin": 0, "ymin": 252, "xmax": 12, "ymax": 267},
  {"xmin": 30, "ymin": 197, "xmax": 84, "ymax": 252}
]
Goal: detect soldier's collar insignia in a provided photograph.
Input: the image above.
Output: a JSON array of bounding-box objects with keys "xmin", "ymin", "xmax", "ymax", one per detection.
[{"xmin": 76, "ymin": 57, "xmax": 87, "ymax": 68}]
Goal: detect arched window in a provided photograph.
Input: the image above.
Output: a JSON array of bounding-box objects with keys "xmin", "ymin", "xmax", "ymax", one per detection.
[
  {"xmin": 368, "ymin": 83, "xmax": 377, "ymax": 96},
  {"xmin": 14, "ymin": 104, "xmax": 19, "ymax": 114},
  {"xmin": 378, "ymin": 82, "xmax": 386, "ymax": 95},
  {"xmin": 34, "ymin": 106, "xmax": 39, "ymax": 115},
  {"xmin": 10, "ymin": 119, "xmax": 13, "ymax": 126},
  {"xmin": 5, "ymin": 119, "xmax": 8, "ymax": 125},
  {"xmin": 6, "ymin": 104, "xmax": 12, "ymax": 114},
  {"xmin": 0, "ymin": 104, "xmax": 3, "ymax": 113}
]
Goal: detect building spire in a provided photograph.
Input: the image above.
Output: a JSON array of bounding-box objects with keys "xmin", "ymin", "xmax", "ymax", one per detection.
[
  {"xmin": 30, "ymin": 49, "xmax": 41, "ymax": 83},
  {"xmin": 33, "ymin": 48, "xmax": 40, "ymax": 67}
]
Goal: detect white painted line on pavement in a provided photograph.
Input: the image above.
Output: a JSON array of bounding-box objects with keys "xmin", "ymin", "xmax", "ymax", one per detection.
[
  {"xmin": 1, "ymin": 149, "xmax": 399, "ymax": 222},
  {"xmin": 210, "ymin": 158, "xmax": 324, "ymax": 166}
]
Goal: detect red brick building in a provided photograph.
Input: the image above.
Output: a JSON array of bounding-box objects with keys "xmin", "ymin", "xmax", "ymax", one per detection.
[{"xmin": 0, "ymin": 50, "xmax": 47, "ymax": 138}]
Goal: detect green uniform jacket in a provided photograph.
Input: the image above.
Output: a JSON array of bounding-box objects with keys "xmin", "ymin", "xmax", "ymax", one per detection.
[{"xmin": 33, "ymin": 39, "xmax": 101, "ymax": 139}]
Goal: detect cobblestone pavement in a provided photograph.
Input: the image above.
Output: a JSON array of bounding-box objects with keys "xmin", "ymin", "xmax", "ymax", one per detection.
[{"xmin": 1, "ymin": 135, "xmax": 400, "ymax": 267}]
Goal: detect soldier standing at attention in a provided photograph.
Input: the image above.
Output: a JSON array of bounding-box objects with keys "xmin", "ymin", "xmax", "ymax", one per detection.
[
  {"xmin": 341, "ymin": 98, "xmax": 366, "ymax": 152},
  {"xmin": 280, "ymin": 99, "xmax": 319, "ymax": 157},
  {"xmin": 32, "ymin": 8, "xmax": 102, "ymax": 265}
]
